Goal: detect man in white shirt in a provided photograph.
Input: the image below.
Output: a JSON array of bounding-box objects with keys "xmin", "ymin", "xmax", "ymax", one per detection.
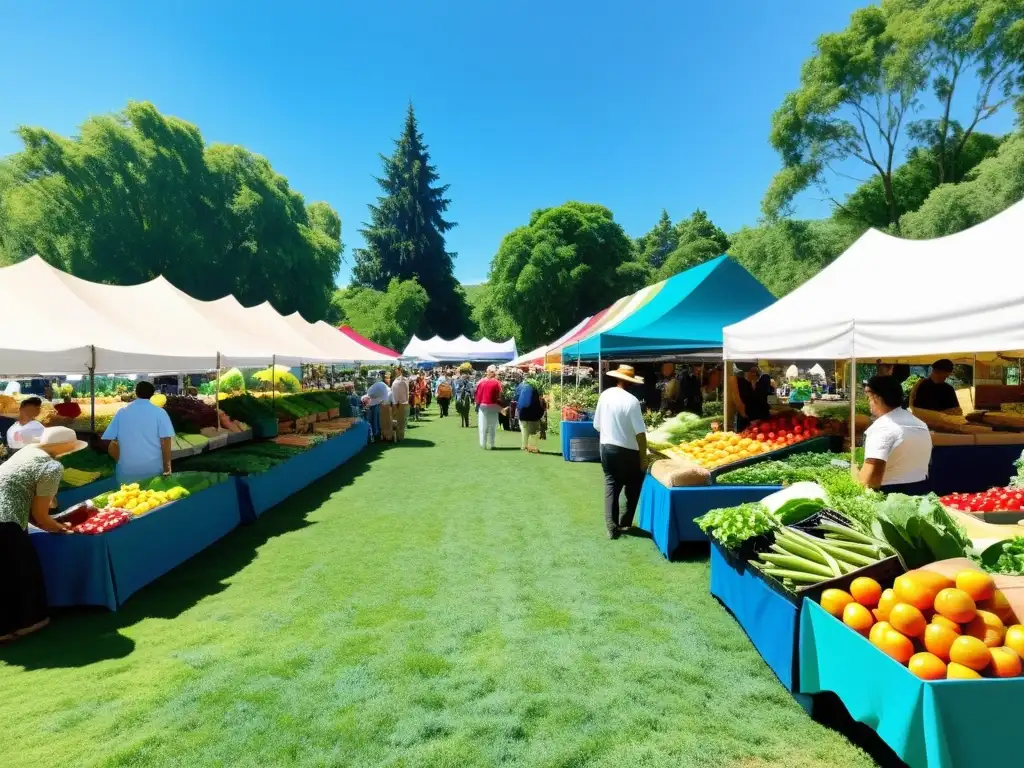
[
  {"xmin": 593, "ymin": 365, "xmax": 648, "ymax": 539},
  {"xmin": 365, "ymin": 374, "xmax": 391, "ymax": 442},
  {"xmin": 860, "ymin": 375, "xmax": 932, "ymax": 493},
  {"xmin": 390, "ymin": 368, "xmax": 411, "ymax": 441},
  {"xmin": 6, "ymin": 397, "xmax": 45, "ymax": 453}
]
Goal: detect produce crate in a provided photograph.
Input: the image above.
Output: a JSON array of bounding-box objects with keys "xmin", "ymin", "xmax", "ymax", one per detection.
[
  {"xmin": 204, "ymin": 433, "xmax": 229, "ymax": 452},
  {"xmin": 278, "ymin": 420, "xmax": 295, "ymax": 434},
  {"xmin": 250, "ymin": 418, "xmax": 278, "ymax": 440},
  {"xmin": 226, "ymin": 428, "xmax": 252, "ymax": 445},
  {"xmin": 328, "ymin": 408, "xmax": 340, "ymax": 419}
]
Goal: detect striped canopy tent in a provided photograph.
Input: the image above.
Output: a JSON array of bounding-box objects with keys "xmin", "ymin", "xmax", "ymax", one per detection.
[
  {"xmin": 555, "ymin": 256, "xmax": 775, "ymax": 364},
  {"xmin": 337, "ymin": 325, "xmax": 400, "ymax": 359},
  {"xmin": 507, "ymin": 316, "xmax": 592, "ymax": 368}
]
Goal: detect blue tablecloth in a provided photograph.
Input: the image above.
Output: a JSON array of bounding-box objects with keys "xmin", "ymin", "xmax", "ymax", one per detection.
[
  {"xmin": 637, "ymin": 476, "xmax": 781, "ymax": 558},
  {"xmin": 799, "ymin": 598, "xmax": 1024, "ymax": 768},
  {"xmin": 238, "ymin": 421, "xmax": 369, "ymax": 521},
  {"xmin": 561, "ymin": 420, "xmax": 600, "ymax": 462},
  {"xmin": 30, "ymin": 478, "xmax": 240, "ymax": 611},
  {"xmin": 930, "ymin": 443, "xmax": 1022, "ymax": 495},
  {"xmin": 710, "ymin": 541, "xmax": 800, "ymax": 691}
]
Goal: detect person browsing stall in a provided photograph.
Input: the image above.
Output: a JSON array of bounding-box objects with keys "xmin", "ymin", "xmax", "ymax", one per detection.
[
  {"xmin": 593, "ymin": 365, "xmax": 648, "ymax": 540},
  {"xmin": 475, "ymin": 366, "xmax": 503, "ymax": 449},
  {"xmin": 860, "ymin": 375, "xmax": 932, "ymax": 493},
  {"xmin": 6, "ymin": 397, "xmax": 44, "ymax": 453},
  {"xmin": 391, "ymin": 368, "xmax": 411, "ymax": 439},
  {"xmin": 54, "ymin": 394, "xmax": 82, "ymax": 420},
  {"xmin": 102, "ymin": 381, "xmax": 175, "ymax": 482},
  {"xmin": 0, "ymin": 426, "xmax": 89, "ymax": 642},
  {"xmin": 912, "ymin": 358, "xmax": 962, "ymax": 415}
]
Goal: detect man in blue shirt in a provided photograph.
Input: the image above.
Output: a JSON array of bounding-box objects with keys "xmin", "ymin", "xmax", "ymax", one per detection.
[
  {"xmin": 103, "ymin": 381, "xmax": 175, "ymax": 482},
  {"xmin": 514, "ymin": 378, "xmax": 546, "ymax": 453}
]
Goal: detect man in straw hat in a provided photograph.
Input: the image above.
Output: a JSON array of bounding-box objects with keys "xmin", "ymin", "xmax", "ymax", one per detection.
[
  {"xmin": 593, "ymin": 365, "xmax": 648, "ymax": 540},
  {"xmin": 0, "ymin": 426, "xmax": 89, "ymax": 641}
]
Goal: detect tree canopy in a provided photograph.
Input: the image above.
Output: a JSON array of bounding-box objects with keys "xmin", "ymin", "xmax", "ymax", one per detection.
[
  {"xmin": 330, "ymin": 278, "xmax": 429, "ymax": 352},
  {"xmin": 0, "ymin": 101, "xmax": 342, "ymax": 320},
  {"xmin": 482, "ymin": 202, "xmax": 644, "ymax": 350},
  {"xmin": 351, "ymin": 104, "xmax": 471, "ymax": 339}
]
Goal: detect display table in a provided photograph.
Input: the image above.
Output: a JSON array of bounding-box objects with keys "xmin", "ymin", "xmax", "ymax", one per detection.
[
  {"xmin": 799, "ymin": 598, "xmax": 1022, "ymax": 768},
  {"xmin": 561, "ymin": 420, "xmax": 600, "ymax": 462},
  {"xmin": 637, "ymin": 476, "xmax": 781, "ymax": 558},
  {"xmin": 55, "ymin": 476, "xmax": 118, "ymax": 510},
  {"xmin": 31, "ymin": 478, "xmax": 241, "ymax": 611},
  {"xmin": 930, "ymin": 443, "xmax": 1022, "ymax": 495},
  {"xmin": 238, "ymin": 420, "xmax": 369, "ymax": 522},
  {"xmin": 710, "ymin": 541, "xmax": 801, "ymax": 691}
]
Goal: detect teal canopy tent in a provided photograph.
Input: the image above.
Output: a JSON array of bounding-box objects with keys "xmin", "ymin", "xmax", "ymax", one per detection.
[{"xmin": 561, "ymin": 256, "xmax": 775, "ymax": 362}]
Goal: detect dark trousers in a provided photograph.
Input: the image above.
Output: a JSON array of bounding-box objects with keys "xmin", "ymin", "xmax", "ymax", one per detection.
[
  {"xmin": 0, "ymin": 522, "xmax": 49, "ymax": 636},
  {"xmin": 600, "ymin": 444, "xmax": 643, "ymax": 532},
  {"xmin": 437, "ymin": 397, "xmax": 451, "ymax": 417}
]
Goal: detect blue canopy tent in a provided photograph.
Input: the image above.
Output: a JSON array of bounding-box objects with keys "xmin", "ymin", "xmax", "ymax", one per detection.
[{"xmin": 560, "ymin": 256, "xmax": 775, "ymax": 362}]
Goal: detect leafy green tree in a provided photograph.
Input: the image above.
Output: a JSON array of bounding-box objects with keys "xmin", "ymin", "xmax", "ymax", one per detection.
[
  {"xmin": 900, "ymin": 129, "xmax": 1024, "ymax": 237},
  {"xmin": 472, "ymin": 286, "xmax": 523, "ymax": 345},
  {"xmin": 351, "ymin": 104, "xmax": 470, "ymax": 338},
  {"xmin": 0, "ymin": 101, "xmax": 341, "ymax": 320},
  {"xmin": 331, "ymin": 278, "xmax": 429, "ymax": 351},
  {"xmin": 675, "ymin": 209, "xmax": 730, "ymax": 254},
  {"xmin": 635, "ymin": 209, "xmax": 679, "ymax": 269},
  {"xmin": 655, "ymin": 237, "xmax": 725, "ymax": 282},
  {"xmin": 729, "ymin": 218, "xmax": 863, "ymax": 297},
  {"xmin": 485, "ymin": 202, "xmax": 643, "ymax": 350},
  {"xmin": 764, "ymin": 1, "xmax": 1023, "ymax": 227}
]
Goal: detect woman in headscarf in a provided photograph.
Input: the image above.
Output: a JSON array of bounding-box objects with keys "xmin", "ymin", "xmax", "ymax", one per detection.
[{"xmin": 1, "ymin": 426, "xmax": 88, "ymax": 641}]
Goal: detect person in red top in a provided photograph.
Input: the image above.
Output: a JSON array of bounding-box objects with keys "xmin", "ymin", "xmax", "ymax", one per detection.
[
  {"xmin": 54, "ymin": 395, "xmax": 82, "ymax": 420},
  {"xmin": 474, "ymin": 366, "xmax": 503, "ymax": 450}
]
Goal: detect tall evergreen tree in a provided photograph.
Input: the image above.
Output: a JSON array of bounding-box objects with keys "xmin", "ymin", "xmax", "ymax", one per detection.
[
  {"xmin": 352, "ymin": 104, "xmax": 469, "ymax": 338},
  {"xmin": 634, "ymin": 209, "xmax": 678, "ymax": 269}
]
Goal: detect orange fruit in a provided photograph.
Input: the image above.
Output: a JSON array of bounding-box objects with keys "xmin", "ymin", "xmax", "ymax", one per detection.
[
  {"xmin": 933, "ymin": 588, "xmax": 977, "ymax": 624},
  {"xmin": 923, "ymin": 623, "xmax": 959, "ymax": 662},
  {"xmin": 842, "ymin": 602, "xmax": 875, "ymax": 635},
  {"xmin": 988, "ymin": 647, "xmax": 1022, "ymax": 678},
  {"xmin": 979, "ymin": 590, "xmax": 1016, "ymax": 624},
  {"xmin": 964, "ymin": 610, "xmax": 1005, "ymax": 648},
  {"xmin": 949, "ymin": 635, "xmax": 991, "ymax": 671},
  {"xmin": 871, "ymin": 625, "xmax": 915, "ymax": 664},
  {"xmin": 1004, "ymin": 625, "xmax": 1024, "ymax": 658},
  {"xmin": 869, "ymin": 620, "xmax": 892, "ymax": 647},
  {"xmin": 908, "ymin": 652, "xmax": 947, "ymax": 680},
  {"xmin": 875, "ymin": 588, "xmax": 896, "ymax": 621},
  {"xmin": 820, "ymin": 589, "xmax": 855, "ymax": 618},
  {"xmin": 850, "ymin": 577, "xmax": 882, "ymax": 608},
  {"xmin": 956, "ymin": 570, "xmax": 996, "ymax": 602},
  {"xmin": 894, "ymin": 572, "xmax": 950, "ymax": 611},
  {"xmin": 931, "ymin": 614, "xmax": 962, "ymax": 634},
  {"xmin": 947, "ymin": 662, "xmax": 983, "ymax": 679},
  {"xmin": 888, "ymin": 603, "xmax": 927, "ymax": 637}
]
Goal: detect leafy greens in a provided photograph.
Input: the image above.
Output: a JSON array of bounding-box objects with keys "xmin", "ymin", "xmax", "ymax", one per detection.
[
  {"xmin": 695, "ymin": 502, "xmax": 776, "ymax": 550},
  {"xmin": 869, "ymin": 493, "xmax": 971, "ymax": 569}
]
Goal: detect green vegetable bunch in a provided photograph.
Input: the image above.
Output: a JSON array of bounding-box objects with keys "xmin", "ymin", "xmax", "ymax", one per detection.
[
  {"xmin": 869, "ymin": 493, "xmax": 971, "ymax": 569},
  {"xmin": 979, "ymin": 537, "xmax": 1024, "ymax": 575},
  {"xmin": 695, "ymin": 502, "xmax": 775, "ymax": 550}
]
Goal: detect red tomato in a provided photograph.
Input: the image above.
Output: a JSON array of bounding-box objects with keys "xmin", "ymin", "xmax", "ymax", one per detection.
[
  {"xmin": 768, "ymin": 432, "xmax": 776, "ymax": 440},
  {"xmin": 794, "ymin": 425, "xmax": 803, "ymax": 435},
  {"xmin": 756, "ymin": 434, "xmax": 766, "ymax": 442}
]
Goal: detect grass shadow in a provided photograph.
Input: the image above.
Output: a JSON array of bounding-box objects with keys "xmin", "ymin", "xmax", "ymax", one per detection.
[
  {"xmin": 669, "ymin": 541, "xmax": 711, "ymax": 562},
  {"xmin": 0, "ymin": 444, "xmax": 384, "ymax": 671},
  {"xmin": 810, "ymin": 693, "xmax": 905, "ymax": 768}
]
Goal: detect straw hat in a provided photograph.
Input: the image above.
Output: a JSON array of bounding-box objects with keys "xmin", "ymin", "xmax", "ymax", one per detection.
[
  {"xmin": 32, "ymin": 426, "xmax": 88, "ymax": 457},
  {"xmin": 607, "ymin": 365, "xmax": 644, "ymax": 385}
]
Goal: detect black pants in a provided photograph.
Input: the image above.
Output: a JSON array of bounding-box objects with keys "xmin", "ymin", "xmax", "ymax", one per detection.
[
  {"xmin": 0, "ymin": 522, "xmax": 49, "ymax": 636},
  {"xmin": 437, "ymin": 397, "xmax": 450, "ymax": 417},
  {"xmin": 600, "ymin": 445, "xmax": 643, "ymax": 533}
]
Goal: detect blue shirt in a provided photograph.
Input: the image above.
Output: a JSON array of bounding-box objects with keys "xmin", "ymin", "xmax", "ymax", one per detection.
[
  {"xmin": 102, "ymin": 399, "xmax": 175, "ymax": 482},
  {"xmin": 515, "ymin": 382, "xmax": 544, "ymax": 421}
]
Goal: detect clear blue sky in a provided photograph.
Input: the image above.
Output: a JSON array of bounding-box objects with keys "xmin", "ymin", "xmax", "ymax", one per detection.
[{"xmin": 0, "ymin": 1, "xmax": 889, "ymax": 285}]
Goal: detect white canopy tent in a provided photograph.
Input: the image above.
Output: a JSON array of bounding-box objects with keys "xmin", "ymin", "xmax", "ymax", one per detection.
[
  {"xmin": 0, "ymin": 255, "xmax": 388, "ymax": 375},
  {"xmin": 809, "ymin": 363, "xmax": 827, "ymax": 378},
  {"xmin": 281, "ymin": 313, "xmax": 397, "ymax": 364},
  {"xmin": 724, "ymin": 200, "xmax": 1024, "ymax": 361},
  {"xmin": 402, "ymin": 335, "xmax": 518, "ymax": 363},
  {"xmin": 785, "ymin": 365, "xmax": 799, "ymax": 379}
]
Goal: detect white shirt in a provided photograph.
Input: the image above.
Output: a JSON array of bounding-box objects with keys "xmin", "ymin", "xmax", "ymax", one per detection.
[
  {"xmin": 864, "ymin": 407, "xmax": 932, "ymax": 486},
  {"xmin": 366, "ymin": 382, "xmax": 391, "ymax": 406},
  {"xmin": 6, "ymin": 419, "xmax": 44, "ymax": 452},
  {"xmin": 593, "ymin": 386, "xmax": 646, "ymax": 450},
  {"xmin": 391, "ymin": 376, "xmax": 410, "ymax": 405}
]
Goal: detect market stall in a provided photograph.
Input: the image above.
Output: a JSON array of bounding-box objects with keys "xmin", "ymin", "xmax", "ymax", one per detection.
[
  {"xmin": 402, "ymin": 335, "xmax": 518, "ymax": 363},
  {"xmin": 30, "ymin": 473, "xmax": 240, "ymax": 610}
]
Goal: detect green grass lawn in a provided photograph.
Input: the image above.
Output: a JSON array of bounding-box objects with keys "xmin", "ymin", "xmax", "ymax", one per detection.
[{"xmin": 1, "ymin": 413, "xmax": 880, "ymax": 767}]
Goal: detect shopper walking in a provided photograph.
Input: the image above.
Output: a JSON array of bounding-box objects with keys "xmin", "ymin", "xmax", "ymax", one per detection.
[
  {"xmin": 475, "ymin": 366, "xmax": 503, "ymax": 449},
  {"xmin": 435, "ymin": 373, "xmax": 453, "ymax": 418},
  {"xmin": 515, "ymin": 378, "xmax": 545, "ymax": 453},
  {"xmin": 593, "ymin": 365, "xmax": 648, "ymax": 540},
  {"xmin": 391, "ymin": 368, "xmax": 410, "ymax": 440},
  {"xmin": 365, "ymin": 374, "xmax": 390, "ymax": 442},
  {"xmin": 455, "ymin": 374, "xmax": 473, "ymax": 428}
]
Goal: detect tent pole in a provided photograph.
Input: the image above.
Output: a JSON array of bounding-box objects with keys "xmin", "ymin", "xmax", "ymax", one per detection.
[
  {"xmin": 88, "ymin": 345, "xmax": 96, "ymax": 434},
  {"xmin": 272, "ymin": 355, "xmax": 277, "ymax": 411},
  {"xmin": 598, "ymin": 350, "xmax": 603, "ymax": 394},
  {"xmin": 849, "ymin": 354, "xmax": 857, "ymax": 478},
  {"xmin": 971, "ymin": 355, "xmax": 976, "ymax": 409},
  {"xmin": 722, "ymin": 355, "xmax": 729, "ymax": 429},
  {"xmin": 214, "ymin": 353, "xmax": 222, "ymax": 428}
]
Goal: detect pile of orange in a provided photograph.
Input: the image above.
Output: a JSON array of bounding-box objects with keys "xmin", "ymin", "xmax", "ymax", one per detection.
[
  {"xmin": 670, "ymin": 431, "xmax": 772, "ymax": 469},
  {"xmin": 820, "ymin": 569, "xmax": 1024, "ymax": 680}
]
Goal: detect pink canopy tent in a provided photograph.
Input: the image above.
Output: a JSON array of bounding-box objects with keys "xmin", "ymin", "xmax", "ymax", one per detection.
[{"xmin": 337, "ymin": 326, "xmax": 400, "ymax": 359}]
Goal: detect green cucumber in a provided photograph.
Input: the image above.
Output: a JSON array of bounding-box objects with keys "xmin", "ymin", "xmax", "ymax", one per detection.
[
  {"xmin": 757, "ymin": 553, "xmax": 833, "ymax": 577},
  {"xmin": 759, "ymin": 567, "xmax": 827, "ymax": 584}
]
